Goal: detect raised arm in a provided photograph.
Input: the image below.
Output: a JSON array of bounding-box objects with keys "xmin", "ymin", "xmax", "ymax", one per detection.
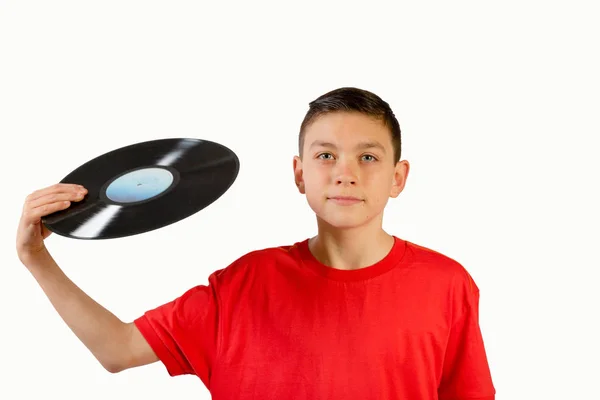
[{"xmin": 16, "ymin": 183, "xmax": 157, "ymax": 373}]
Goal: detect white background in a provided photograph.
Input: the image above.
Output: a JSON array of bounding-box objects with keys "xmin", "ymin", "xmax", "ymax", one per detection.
[{"xmin": 1, "ymin": 1, "xmax": 598, "ymax": 399}]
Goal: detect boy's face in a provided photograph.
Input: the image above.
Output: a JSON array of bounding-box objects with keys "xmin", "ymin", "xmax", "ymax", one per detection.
[{"xmin": 293, "ymin": 111, "xmax": 409, "ymax": 230}]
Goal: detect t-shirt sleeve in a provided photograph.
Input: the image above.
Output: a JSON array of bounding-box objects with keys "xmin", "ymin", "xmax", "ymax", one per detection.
[
  {"xmin": 133, "ymin": 270, "xmax": 223, "ymax": 387},
  {"xmin": 438, "ymin": 271, "xmax": 496, "ymax": 400}
]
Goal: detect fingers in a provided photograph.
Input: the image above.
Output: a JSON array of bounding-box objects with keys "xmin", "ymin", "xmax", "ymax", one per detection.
[
  {"xmin": 22, "ymin": 184, "xmax": 88, "ymax": 225},
  {"xmin": 22, "ymin": 201, "xmax": 73, "ymax": 225},
  {"xmin": 25, "ymin": 183, "xmax": 85, "ymax": 203},
  {"xmin": 26, "ymin": 190, "xmax": 86, "ymax": 210}
]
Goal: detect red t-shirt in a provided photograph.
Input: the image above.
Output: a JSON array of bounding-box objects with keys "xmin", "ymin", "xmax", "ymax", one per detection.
[{"xmin": 134, "ymin": 237, "xmax": 496, "ymax": 399}]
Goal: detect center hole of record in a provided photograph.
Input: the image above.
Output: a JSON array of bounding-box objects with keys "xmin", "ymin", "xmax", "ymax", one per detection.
[{"xmin": 105, "ymin": 167, "xmax": 174, "ymax": 204}]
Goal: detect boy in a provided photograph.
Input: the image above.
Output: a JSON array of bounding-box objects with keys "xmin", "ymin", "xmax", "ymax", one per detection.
[{"xmin": 16, "ymin": 87, "xmax": 496, "ymax": 399}]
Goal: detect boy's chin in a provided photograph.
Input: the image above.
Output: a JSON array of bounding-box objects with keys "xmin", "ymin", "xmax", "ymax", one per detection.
[{"xmin": 315, "ymin": 214, "xmax": 371, "ymax": 231}]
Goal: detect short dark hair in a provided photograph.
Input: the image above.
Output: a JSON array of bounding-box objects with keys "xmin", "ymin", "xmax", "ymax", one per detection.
[{"xmin": 298, "ymin": 87, "xmax": 402, "ymax": 163}]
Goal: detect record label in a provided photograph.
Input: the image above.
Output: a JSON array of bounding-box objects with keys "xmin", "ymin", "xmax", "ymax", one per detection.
[{"xmin": 104, "ymin": 167, "xmax": 176, "ymax": 204}]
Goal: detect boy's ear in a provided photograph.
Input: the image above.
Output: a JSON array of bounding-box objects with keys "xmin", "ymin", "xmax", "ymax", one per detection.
[
  {"xmin": 293, "ymin": 156, "xmax": 306, "ymax": 194},
  {"xmin": 389, "ymin": 160, "xmax": 410, "ymax": 198}
]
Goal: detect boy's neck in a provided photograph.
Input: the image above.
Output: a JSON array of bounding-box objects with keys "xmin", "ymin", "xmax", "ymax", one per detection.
[{"xmin": 309, "ymin": 219, "xmax": 395, "ymax": 271}]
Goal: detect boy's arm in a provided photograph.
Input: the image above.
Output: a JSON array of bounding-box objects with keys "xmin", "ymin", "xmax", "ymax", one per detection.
[
  {"xmin": 25, "ymin": 248, "xmax": 158, "ymax": 373},
  {"xmin": 17, "ymin": 183, "xmax": 223, "ymax": 382},
  {"xmin": 17, "ymin": 183, "xmax": 157, "ymax": 373}
]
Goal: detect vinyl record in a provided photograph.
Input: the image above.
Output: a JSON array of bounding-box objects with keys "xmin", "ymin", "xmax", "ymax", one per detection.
[{"xmin": 42, "ymin": 138, "xmax": 239, "ymax": 240}]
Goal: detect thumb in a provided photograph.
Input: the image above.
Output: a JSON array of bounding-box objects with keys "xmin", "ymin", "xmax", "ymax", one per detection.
[{"xmin": 41, "ymin": 224, "xmax": 53, "ymax": 240}]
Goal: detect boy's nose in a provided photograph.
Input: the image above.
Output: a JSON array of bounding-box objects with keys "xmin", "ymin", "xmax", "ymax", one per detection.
[{"xmin": 334, "ymin": 161, "xmax": 358, "ymax": 185}]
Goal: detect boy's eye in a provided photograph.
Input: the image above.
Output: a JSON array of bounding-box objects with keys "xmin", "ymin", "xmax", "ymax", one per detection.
[
  {"xmin": 317, "ymin": 153, "xmax": 334, "ymax": 160},
  {"xmin": 362, "ymin": 154, "xmax": 377, "ymax": 162}
]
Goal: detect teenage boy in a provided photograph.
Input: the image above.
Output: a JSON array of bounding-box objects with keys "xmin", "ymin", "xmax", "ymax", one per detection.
[{"xmin": 16, "ymin": 87, "xmax": 496, "ymax": 399}]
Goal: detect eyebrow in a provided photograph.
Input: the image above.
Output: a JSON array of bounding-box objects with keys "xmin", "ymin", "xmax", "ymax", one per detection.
[{"xmin": 309, "ymin": 140, "xmax": 387, "ymax": 153}]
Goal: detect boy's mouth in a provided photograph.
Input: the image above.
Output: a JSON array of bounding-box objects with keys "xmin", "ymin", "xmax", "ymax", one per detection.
[{"xmin": 327, "ymin": 196, "xmax": 363, "ymax": 205}]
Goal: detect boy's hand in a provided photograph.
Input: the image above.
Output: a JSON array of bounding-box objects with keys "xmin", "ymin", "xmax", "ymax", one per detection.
[{"xmin": 17, "ymin": 183, "xmax": 88, "ymax": 264}]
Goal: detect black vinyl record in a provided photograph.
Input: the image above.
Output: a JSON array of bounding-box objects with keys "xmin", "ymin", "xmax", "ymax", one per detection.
[{"xmin": 42, "ymin": 138, "xmax": 239, "ymax": 240}]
